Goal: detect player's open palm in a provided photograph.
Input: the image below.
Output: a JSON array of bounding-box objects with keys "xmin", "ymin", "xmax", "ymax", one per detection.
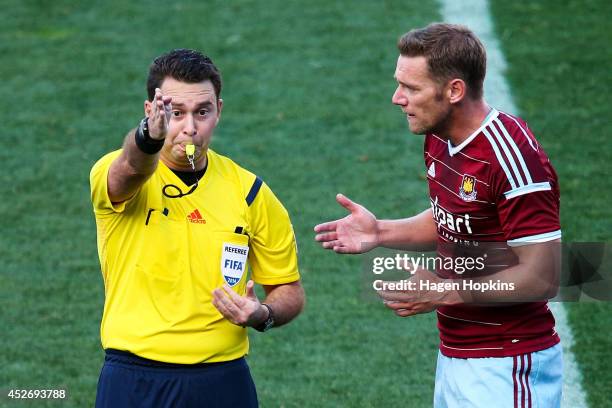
[{"xmin": 314, "ymin": 194, "xmax": 379, "ymax": 254}]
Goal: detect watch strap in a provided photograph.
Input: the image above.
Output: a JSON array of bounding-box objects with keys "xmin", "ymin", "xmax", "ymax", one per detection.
[
  {"xmin": 135, "ymin": 117, "xmax": 164, "ymax": 154},
  {"xmin": 253, "ymin": 303, "xmax": 274, "ymax": 332}
]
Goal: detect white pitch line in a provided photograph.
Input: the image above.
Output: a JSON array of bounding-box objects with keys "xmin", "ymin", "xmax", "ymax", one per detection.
[{"xmin": 438, "ymin": 1, "xmax": 589, "ymax": 407}]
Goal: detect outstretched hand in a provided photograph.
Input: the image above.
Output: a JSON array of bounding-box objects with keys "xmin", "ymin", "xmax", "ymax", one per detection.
[
  {"xmin": 314, "ymin": 193, "xmax": 379, "ymax": 254},
  {"xmin": 212, "ymin": 280, "xmax": 268, "ymax": 327},
  {"xmin": 147, "ymin": 87, "xmax": 173, "ymax": 140},
  {"xmin": 378, "ymin": 267, "xmax": 461, "ymax": 317}
]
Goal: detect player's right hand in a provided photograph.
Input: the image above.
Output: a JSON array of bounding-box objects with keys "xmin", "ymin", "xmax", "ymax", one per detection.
[
  {"xmin": 314, "ymin": 193, "xmax": 379, "ymax": 254},
  {"xmin": 147, "ymin": 87, "xmax": 172, "ymax": 140}
]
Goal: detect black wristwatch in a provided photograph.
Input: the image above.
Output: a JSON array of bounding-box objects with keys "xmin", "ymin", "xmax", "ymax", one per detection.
[
  {"xmin": 135, "ymin": 117, "xmax": 164, "ymax": 154},
  {"xmin": 254, "ymin": 303, "xmax": 274, "ymax": 332},
  {"xmin": 139, "ymin": 116, "xmax": 151, "ymax": 138}
]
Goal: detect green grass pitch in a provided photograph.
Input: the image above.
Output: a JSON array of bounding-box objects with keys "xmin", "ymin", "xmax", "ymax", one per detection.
[{"xmin": 0, "ymin": 1, "xmax": 610, "ymax": 406}]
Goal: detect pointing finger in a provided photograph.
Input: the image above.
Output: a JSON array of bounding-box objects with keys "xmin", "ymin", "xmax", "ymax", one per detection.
[
  {"xmin": 162, "ymin": 96, "xmax": 172, "ymax": 119},
  {"xmin": 150, "ymin": 89, "xmax": 161, "ymax": 118}
]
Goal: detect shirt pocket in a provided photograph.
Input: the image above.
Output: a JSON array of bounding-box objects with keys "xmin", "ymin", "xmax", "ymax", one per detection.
[
  {"xmin": 211, "ymin": 231, "xmax": 250, "ymax": 290},
  {"xmin": 137, "ymin": 210, "xmax": 188, "ymax": 281}
]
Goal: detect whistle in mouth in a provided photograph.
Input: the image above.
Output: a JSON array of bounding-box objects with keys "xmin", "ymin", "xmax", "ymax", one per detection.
[{"xmin": 186, "ymin": 144, "xmax": 195, "ymax": 157}]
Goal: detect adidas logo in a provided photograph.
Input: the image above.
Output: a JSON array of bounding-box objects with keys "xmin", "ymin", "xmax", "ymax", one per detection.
[
  {"xmin": 187, "ymin": 209, "xmax": 206, "ymax": 224},
  {"xmin": 428, "ymin": 162, "xmax": 436, "ymax": 177}
]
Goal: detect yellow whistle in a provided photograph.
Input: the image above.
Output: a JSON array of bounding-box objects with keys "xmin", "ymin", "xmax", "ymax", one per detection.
[{"xmin": 186, "ymin": 144, "xmax": 195, "ymax": 157}]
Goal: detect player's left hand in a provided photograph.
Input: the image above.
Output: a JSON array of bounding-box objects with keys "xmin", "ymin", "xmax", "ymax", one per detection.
[
  {"xmin": 377, "ymin": 268, "xmax": 461, "ymax": 317},
  {"xmin": 212, "ymin": 280, "xmax": 268, "ymax": 327}
]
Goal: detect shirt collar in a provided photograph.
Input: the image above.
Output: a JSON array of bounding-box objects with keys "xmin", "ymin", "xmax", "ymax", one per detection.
[{"xmin": 448, "ymin": 108, "xmax": 498, "ymax": 156}]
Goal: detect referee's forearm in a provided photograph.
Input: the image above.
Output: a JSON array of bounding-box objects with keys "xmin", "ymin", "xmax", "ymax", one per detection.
[
  {"xmin": 262, "ymin": 281, "xmax": 305, "ymax": 327},
  {"xmin": 122, "ymin": 128, "xmax": 161, "ymax": 176},
  {"xmin": 108, "ymin": 129, "xmax": 160, "ymax": 203}
]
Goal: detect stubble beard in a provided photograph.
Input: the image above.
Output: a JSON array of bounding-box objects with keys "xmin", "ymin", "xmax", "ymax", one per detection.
[{"xmin": 423, "ymin": 92, "xmax": 452, "ymax": 136}]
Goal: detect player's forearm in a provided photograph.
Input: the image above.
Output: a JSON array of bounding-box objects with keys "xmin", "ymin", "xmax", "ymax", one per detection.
[
  {"xmin": 456, "ymin": 267, "xmax": 558, "ymax": 305},
  {"xmin": 262, "ymin": 281, "xmax": 305, "ymax": 327},
  {"xmin": 451, "ymin": 242, "xmax": 561, "ymax": 305},
  {"xmin": 377, "ymin": 209, "xmax": 438, "ymax": 251},
  {"xmin": 108, "ymin": 129, "xmax": 160, "ymax": 203}
]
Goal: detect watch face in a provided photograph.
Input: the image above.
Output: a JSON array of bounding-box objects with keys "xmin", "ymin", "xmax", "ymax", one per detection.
[
  {"xmin": 257, "ymin": 304, "xmax": 274, "ymax": 332},
  {"xmin": 264, "ymin": 317, "xmax": 274, "ymax": 331}
]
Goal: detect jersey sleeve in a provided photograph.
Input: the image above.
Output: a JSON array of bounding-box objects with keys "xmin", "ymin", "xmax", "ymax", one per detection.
[
  {"xmin": 491, "ymin": 143, "xmax": 561, "ymax": 246},
  {"xmin": 90, "ymin": 150, "xmax": 140, "ymax": 215},
  {"xmin": 246, "ymin": 180, "xmax": 300, "ymax": 285}
]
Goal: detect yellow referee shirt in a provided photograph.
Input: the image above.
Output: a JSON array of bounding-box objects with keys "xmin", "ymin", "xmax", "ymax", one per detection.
[{"xmin": 90, "ymin": 149, "xmax": 300, "ymax": 364}]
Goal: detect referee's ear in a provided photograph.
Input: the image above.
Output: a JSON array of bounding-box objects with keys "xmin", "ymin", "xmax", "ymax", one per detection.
[
  {"xmin": 144, "ymin": 99, "xmax": 152, "ymax": 116},
  {"xmin": 215, "ymin": 99, "xmax": 223, "ymax": 126}
]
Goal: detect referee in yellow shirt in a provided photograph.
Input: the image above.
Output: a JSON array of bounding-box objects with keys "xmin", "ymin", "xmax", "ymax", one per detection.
[{"xmin": 90, "ymin": 49, "xmax": 305, "ymax": 407}]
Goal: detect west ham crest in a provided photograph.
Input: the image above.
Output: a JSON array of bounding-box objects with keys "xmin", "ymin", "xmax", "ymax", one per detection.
[{"xmin": 459, "ymin": 175, "xmax": 477, "ymax": 201}]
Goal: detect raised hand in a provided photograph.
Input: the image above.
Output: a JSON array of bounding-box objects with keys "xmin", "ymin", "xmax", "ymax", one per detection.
[
  {"xmin": 212, "ymin": 280, "xmax": 268, "ymax": 327},
  {"xmin": 314, "ymin": 193, "xmax": 379, "ymax": 254},
  {"xmin": 147, "ymin": 87, "xmax": 173, "ymax": 140}
]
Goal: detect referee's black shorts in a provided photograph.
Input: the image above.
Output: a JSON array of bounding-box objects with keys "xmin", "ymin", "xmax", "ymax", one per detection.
[{"xmin": 95, "ymin": 349, "xmax": 258, "ymax": 408}]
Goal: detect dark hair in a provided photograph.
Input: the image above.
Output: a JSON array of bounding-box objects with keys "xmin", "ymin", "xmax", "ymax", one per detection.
[
  {"xmin": 397, "ymin": 23, "xmax": 486, "ymax": 99},
  {"xmin": 146, "ymin": 49, "xmax": 222, "ymax": 101}
]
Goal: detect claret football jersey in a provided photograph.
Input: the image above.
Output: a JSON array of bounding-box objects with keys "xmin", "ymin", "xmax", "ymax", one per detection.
[{"xmin": 424, "ymin": 109, "xmax": 561, "ymax": 358}]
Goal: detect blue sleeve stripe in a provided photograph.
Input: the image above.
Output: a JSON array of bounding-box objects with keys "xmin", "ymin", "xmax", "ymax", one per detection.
[{"xmin": 245, "ymin": 177, "xmax": 263, "ymax": 206}]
